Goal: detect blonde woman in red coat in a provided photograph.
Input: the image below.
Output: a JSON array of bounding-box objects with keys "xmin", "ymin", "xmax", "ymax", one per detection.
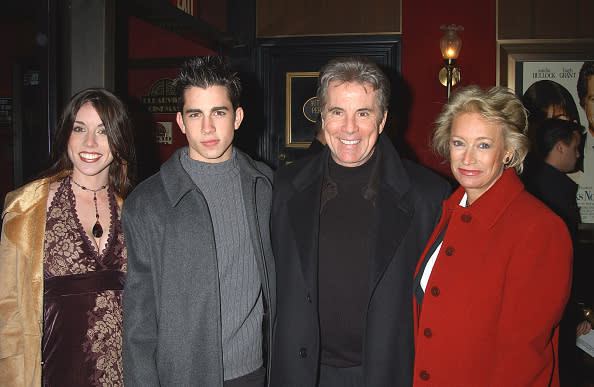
[{"xmin": 413, "ymin": 86, "xmax": 572, "ymax": 386}]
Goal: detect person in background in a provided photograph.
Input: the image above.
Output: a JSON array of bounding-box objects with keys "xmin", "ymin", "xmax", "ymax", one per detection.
[
  {"xmin": 522, "ymin": 79, "xmax": 581, "ymax": 128},
  {"xmin": 578, "ymin": 62, "xmax": 594, "ymax": 133},
  {"xmin": 413, "ymin": 86, "xmax": 572, "ymax": 385},
  {"xmin": 575, "ymin": 61, "xmax": 594, "ymax": 345},
  {"xmin": 524, "ymin": 118, "xmax": 582, "ymax": 238},
  {"xmin": 270, "ymin": 56, "xmax": 451, "ymax": 386},
  {"xmin": 523, "ymin": 118, "xmax": 589, "ymax": 386},
  {"xmin": 522, "ymin": 79, "xmax": 583, "ymax": 173},
  {"xmin": 122, "ymin": 56, "xmax": 275, "ymax": 387},
  {"xmin": 306, "ymin": 115, "xmax": 327, "ymax": 155},
  {"xmin": 0, "ymin": 88, "xmax": 135, "ymax": 386},
  {"xmin": 577, "ymin": 61, "xmax": 594, "ymax": 193}
]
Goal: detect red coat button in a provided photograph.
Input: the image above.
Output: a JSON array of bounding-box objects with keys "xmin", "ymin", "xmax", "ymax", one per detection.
[
  {"xmin": 430, "ymin": 286, "xmax": 440, "ymax": 297},
  {"xmin": 420, "ymin": 370, "xmax": 430, "ymax": 380},
  {"xmin": 424, "ymin": 328, "xmax": 432, "ymax": 338},
  {"xmin": 445, "ymin": 246, "xmax": 454, "ymax": 256},
  {"xmin": 461, "ymin": 213, "xmax": 472, "ymax": 222}
]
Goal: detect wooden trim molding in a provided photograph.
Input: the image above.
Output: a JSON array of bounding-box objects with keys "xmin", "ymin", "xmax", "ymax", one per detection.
[{"xmin": 496, "ymin": 39, "xmax": 594, "ymax": 88}]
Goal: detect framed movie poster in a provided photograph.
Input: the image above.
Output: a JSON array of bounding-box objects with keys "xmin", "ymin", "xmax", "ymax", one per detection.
[
  {"xmin": 519, "ymin": 61, "xmax": 594, "ymax": 224},
  {"xmin": 498, "ymin": 41, "xmax": 594, "ymax": 224}
]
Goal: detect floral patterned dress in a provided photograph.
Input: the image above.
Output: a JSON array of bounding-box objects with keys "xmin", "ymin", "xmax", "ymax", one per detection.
[{"xmin": 42, "ymin": 176, "xmax": 126, "ymax": 386}]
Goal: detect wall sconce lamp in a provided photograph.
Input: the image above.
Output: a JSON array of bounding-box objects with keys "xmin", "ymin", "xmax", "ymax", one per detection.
[{"xmin": 439, "ymin": 24, "xmax": 463, "ymax": 100}]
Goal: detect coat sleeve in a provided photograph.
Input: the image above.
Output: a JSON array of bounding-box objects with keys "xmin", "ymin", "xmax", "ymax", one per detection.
[
  {"xmin": 490, "ymin": 215, "xmax": 572, "ymax": 385},
  {"xmin": 121, "ymin": 201, "xmax": 160, "ymax": 386},
  {"xmin": 0, "ymin": 211, "xmax": 25, "ymax": 386}
]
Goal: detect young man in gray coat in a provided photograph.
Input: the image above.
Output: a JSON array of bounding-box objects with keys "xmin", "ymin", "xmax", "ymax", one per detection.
[{"xmin": 122, "ymin": 56, "xmax": 275, "ymax": 387}]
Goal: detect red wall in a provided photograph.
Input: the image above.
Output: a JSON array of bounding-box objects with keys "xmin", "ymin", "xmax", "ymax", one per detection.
[
  {"xmin": 199, "ymin": 1, "xmax": 227, "ymax": 32},
  {"xmin": 128, "ymin": 16, "xmax": 217, "ymax": 59},
  {"xmin": 128, "ymin": 16, "xmax": 217, "ymax": 164},
  {"xmin": 402, "ymin": 0, "xmax": 496, "ymax": 177},
  {"xmin": 127, "ymin": 1, "xmax": 497, "ymax": 172}
]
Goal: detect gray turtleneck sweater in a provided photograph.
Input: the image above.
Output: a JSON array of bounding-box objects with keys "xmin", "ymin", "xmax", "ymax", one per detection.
[{"xmin": 181, "ymin": 149, "xmax": 264, "ymax": 381}]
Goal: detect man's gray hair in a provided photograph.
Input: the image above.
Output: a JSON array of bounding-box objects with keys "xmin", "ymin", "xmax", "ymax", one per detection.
[{"xmin": 317, "ymin": 56, "xmax": 390, "ymax": 121}]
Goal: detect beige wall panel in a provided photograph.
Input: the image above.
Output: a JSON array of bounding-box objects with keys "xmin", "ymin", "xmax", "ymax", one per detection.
[
  {"xmin": 498, "ymin": 0, "xmax": 532, "ymax": 39},
  {"xmin": 577, "ymin": 0, "xmax": 594, "ymax": 38},
  {"xmin": 498, "ymin": 0, "xmax": 594, "ymax": 39},
  {"xmin": 533, "ymin": 0, "xmax": 577, "ymax": 38},
  {"xmin": 257, "ymin": 0, "xmax": 401, "ymax": 37}
]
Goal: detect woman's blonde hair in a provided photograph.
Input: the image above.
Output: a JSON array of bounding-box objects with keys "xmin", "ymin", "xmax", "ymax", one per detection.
[{"xmin": 433, "ymin": 85, "xmax": 529, "ymax": 174}]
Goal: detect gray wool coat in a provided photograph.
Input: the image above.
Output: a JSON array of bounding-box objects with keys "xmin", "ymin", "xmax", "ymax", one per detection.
[{"xmin": 121, "ymin": 147, "xmax": 275, "ymax": 386}]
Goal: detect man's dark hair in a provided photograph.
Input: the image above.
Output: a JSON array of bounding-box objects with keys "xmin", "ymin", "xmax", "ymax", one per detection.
[
  {"xmin": 577, "ymin": 61, "xmax": 594, "ymax": 108},
  {"xmin": 522, "ymin": 80, "xmax": 580, "ymax": 124},
  {"xmin": 535, "ymin": 118, "xmax": 582, "ymax": 159},
  {"xmin": 173, "ymin": 56, "xmax": 242, "ymax": 111}
]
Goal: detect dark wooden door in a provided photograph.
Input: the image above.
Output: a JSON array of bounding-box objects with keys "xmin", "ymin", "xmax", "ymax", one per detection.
[{"xmin": 256, "ymin": 35, "xmax": 401, "ymax": 168}]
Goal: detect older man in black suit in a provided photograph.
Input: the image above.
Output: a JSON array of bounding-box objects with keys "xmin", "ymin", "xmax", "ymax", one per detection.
[{"xmin": 269, "ymin": 56, "xmax": 451, "ymax": 386}]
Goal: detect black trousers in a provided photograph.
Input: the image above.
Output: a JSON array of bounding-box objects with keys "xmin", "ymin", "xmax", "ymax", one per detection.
[
  {"xmin": 224, "ymin": 367, "xmax": 266, "ymax": 387},
  {"xmin": 318, "ymin": 364, "xmax": 364, "ymax": 387}
]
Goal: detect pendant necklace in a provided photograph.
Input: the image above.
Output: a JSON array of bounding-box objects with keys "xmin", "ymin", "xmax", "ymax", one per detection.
[{"xmin": 71, "ymin": 176, "xmax": 108, "ymax": 238}]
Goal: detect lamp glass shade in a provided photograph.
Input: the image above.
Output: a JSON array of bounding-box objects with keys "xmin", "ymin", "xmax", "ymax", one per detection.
[{"xmin": 440, "ymin": 29, "xmax": 462, "ymax": 60}]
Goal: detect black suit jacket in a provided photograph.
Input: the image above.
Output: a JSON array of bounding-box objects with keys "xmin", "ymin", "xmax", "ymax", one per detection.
[
  {"xmin": 523, "ymin": 162, "xmax": 580, "ymax": 241},
  {"xmin": 269, "ymin": 135, "xmax": 451, "ymax": 386}
]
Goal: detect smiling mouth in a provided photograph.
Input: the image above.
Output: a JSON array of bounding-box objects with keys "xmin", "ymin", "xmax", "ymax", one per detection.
[
  {"xmin": 340, "ymin": 139, "xmax": 360, "ymax": 145},
  {"xmin": 458, "ymin": 168, "xmax": 481, "ymax": 176},
  {"xmin": 79, "ymin": 152, "xmax": 101, "ymax": 162}
]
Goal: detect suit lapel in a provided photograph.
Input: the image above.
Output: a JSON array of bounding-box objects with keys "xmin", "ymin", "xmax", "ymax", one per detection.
[
  {"xmin": 288, "ymin": 184, "xmax": 321, "ymax": 288},
  {"xmin": 369, "ymin": 184, "xmax": 413, "ymax": 294},
  {"xmin": 287, "ymin": 155, "xmax": 325, "ymax": 290},
  {"xmin": 285, "ymin": 137, "xmax": 415, "ymax": 298},
  {"xmin": 368, "ymin": 136, "xmax": 414, "ymax": 296}
]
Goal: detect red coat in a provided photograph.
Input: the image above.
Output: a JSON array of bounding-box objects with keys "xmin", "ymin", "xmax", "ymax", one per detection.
[{"xmin": 413, "ymin": 169, "xmax": 572, "ymax": 386}]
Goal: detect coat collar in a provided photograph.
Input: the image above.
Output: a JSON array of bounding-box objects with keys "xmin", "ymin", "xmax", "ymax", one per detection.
[
  {"xmin": 2, "ymin": 178, "xmax": 49, "ymax": 218},
  {"xmin": 445, "ymin": 168, "xmax": 524, "ymax": 229},
  {"xmin": 159, "ymin": 148, "xmax": 196, "ymax": 207},
  {"xmin": 288, "ymin": 135, "xmax": 410, "ymax": 193},
  {"xmin": 368, "ymin": 136, "xmax": 415, "ymax": 291},
  {"xmin": 160, "ymin": 146, "xmax": 271, "ymax": 208},
  {"xmin": 538, "ymin": 162, "xmax": 578, "ymax": 194},
  {"xmin": 2, "ymin": 177, "xmax": 52, "ymax": 267},
  {"xmin": 286, "ymin": 150, "xmax": 326, "ymax": 286},
  {"xmin": 286, "ymin": 135, "xmax": 416, "ymax": 294}
]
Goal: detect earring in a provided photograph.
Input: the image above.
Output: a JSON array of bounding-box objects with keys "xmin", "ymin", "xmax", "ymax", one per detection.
[{"xmin": 504, "ymin": 156, "xmax": 511, "ymax": 164}]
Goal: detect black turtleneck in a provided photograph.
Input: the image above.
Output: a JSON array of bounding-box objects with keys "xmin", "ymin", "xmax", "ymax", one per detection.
[{"xmin": 318, "ymin": 151, "xmax": 377, "ymax": 368}]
